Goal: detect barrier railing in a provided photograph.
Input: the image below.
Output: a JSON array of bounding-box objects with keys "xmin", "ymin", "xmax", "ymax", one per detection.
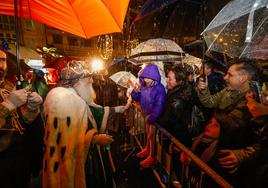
[{"xmin": 126, "ymin": 105, "xmax": 233, "ymax": 188}]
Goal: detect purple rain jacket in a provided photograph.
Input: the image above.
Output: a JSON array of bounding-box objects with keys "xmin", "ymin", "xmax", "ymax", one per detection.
[{"xmin": 131, "ymin": 64, "xmax": 166, "ymax": 124}]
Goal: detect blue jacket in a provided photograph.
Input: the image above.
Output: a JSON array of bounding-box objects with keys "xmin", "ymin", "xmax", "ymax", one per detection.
[{"xmin": 131, "ymin": 64, "xmax": 166, "ymax": 124}]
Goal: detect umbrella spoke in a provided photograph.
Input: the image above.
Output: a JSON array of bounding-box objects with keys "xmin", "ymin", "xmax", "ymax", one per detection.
[{"xmin": 203, "ymin": 0, "xmax": 268, "ymax": 60}]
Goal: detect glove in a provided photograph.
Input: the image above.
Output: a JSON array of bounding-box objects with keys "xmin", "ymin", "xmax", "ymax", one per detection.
[
  {"xmin": 93, "ymin": 134, "xmax": 114, "ymax": 146},
  {"xmin": 27, "ymin": 92, "xmax": 43, "ymax": 111},
  {"xmin": 114, "ymin": 105, "xmax": 126, "ymax": 113},
  {"xmin": 4, "ymin": 89, "xmax": 28, "ymax": 110}
]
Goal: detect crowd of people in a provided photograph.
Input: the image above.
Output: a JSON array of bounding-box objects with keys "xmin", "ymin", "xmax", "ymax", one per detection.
[
  {"xmin": 1, "ymin": 46, "xmax": 268, "ymax": 188},
  {"xmin": 131, "ymin": 58, "xmax": 268, "ymax": 188}
]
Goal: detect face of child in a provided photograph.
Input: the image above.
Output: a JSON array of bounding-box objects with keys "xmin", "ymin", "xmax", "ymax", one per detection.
[
  {"xmin": 204, "ymin": 117, "xmax": 220, "ymax": 139},
  {"xmin": 144, "ymin": 77, "xmax": 154, "ymax": 86}
]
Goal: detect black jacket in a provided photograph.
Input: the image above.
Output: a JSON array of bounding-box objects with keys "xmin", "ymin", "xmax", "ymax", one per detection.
[{"xmin": 158, "ymin": 84, "xmax": 199, "ymax": 147}]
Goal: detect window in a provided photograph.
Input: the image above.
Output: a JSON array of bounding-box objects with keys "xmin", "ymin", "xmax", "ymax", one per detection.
[
  {"xmin": 4, "ymin": 24, "xmax": 9, "ymax": 30},
  {"xmin": 68, "ymin": 37, "xmax": 78, "ymax": 46},
  {"xmin": 3, "ymin": 16, "xmax": 8, "ymax": 23},
  {"xmin": 52, "ymin": 34, "xmax": 63, "ymax": 44},
  {"xmin": 27, "ymin": 38, "xmax": 37, "ymax": 48},
  {"xmin": 84, "ymin": 39, "xmax": 92, "ymax": 47},
  {"xmin": 9, "ymin": 17, "xmax": 15, "ymax": 24},
  {"xmin": 25, "ymin": 20, "xmax": 34, "ymax": 31}
]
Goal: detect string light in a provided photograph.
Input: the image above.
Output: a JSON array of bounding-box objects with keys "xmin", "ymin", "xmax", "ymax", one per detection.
[{"xmin": 97, "ymin": 35, "xmax": 113, "ymax": 60}]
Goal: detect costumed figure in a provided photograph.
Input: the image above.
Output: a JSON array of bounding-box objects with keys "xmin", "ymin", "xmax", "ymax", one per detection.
[{"xmin": 42, "ymin": 61, "xmax": 125, "ymax": 188}]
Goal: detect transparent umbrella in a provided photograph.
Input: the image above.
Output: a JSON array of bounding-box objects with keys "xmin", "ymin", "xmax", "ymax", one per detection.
[
  {"xmin": 109, "ymin": 71, "xmax": 137, "ymax": 89},
  {"xmin": 202, "ymin": 0, "xmax": 268, "ymax": 60},
  {"xmin": 129, "ymin": 38, "xmax": 185, "ymax": 64},
  {"xmin": 182, "ymin": 53, "xmax": 202, "ymax": 69}
]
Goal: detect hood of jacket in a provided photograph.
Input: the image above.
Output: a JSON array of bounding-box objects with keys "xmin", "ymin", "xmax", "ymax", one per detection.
[{"xmin": 139, "ymin": 64, "xmax": 161, "ymax": 86}]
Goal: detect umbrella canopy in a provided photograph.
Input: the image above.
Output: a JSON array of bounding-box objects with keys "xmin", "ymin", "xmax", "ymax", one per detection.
[
  {"xmin": 202, "ymin": 0, "xmax": 268, "ymax": 60},
  {"xmin": 129, "ymin": 38, "xmax": 185, "ymax": 64},
  {"xmin": 133, "ymin": 0, "xmax": 230, "ymax": 39},
  {"xmin": 182, "ymin": 53, "xmax": 202, "ymax": 69},
  {"xmin": 109, "ymin": 71, "xmax": 137, "ymax": 89},
  {"xmin": 8, "ymin": 44, "xmax": 43, "ymax": 60},
  {"xmin": 0, "ymin": 0, "xmax": 130, "ymax": 38}
]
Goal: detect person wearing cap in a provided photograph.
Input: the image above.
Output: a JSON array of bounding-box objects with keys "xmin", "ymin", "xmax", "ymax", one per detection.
[
  {"xmin": 0, "ymin": 48, "xmax": 44, "ymax": 187},
  {"xmin": 203, "ymin": 59, "xmax": 225, "ymax": 95},
  {"xmin": 42, "ymin": 60, "xmax": 126, "ymax": 188}
]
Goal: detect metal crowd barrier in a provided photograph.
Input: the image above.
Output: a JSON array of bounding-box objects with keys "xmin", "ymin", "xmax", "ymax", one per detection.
[{"xmin": 125, "ymin": 104, "xmax": 233, "ymax": 188}]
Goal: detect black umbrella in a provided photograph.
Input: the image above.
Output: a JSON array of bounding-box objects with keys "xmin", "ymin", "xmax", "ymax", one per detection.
[
  {"xmin": 132, "ymin": 0, "xmax": 230, "ymax": 40},
  {"xmin": 108, "ymin": 58, "xmax": 140, "ymax": 77}
]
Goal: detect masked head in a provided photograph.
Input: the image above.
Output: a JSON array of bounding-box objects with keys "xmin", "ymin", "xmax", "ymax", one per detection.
[
  {"xmin": 0, "ymin": 49, "xmax": 7, "ymax": 85},
  {"xmin": 58, "ymin": 60, "xmax": 95, "ymax": 104},
  {"xmin": 58, "ymin": 60, "xmax": 92, "ymax": 87}
]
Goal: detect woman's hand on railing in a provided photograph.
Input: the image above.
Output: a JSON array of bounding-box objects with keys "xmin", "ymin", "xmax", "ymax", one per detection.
[
  {"xmin": 168, "ymin": 143, "xmax": 181, "ymax": 154},
  {"xmin": 180, "ymin": 152, "xmax": 191, "ymax": 165},
  {"xmin": 217, "ymin": 149, "xmax": 239, "ymax": 174}
]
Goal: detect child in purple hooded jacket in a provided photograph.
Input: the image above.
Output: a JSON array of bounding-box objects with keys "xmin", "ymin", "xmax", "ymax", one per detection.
[{"xmin": 131, "ymin": 63, "xmax": 166, "ymax": 168}]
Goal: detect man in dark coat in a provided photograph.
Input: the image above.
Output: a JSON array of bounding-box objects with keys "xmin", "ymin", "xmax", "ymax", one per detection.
[{"xmin": 0, "ymin": 49, "xmax": 44, "ymax": 188}]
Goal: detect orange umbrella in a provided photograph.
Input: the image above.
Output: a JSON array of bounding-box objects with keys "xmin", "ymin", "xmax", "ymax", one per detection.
[{"xmin": 0, "ymin": 0, "xmax": 130, "ymax": 38}]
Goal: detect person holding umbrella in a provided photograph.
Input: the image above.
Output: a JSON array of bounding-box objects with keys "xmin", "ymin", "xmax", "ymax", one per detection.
[{"xmin": 195, "ymin": 58, "xmax": 262, "ymax": 187}]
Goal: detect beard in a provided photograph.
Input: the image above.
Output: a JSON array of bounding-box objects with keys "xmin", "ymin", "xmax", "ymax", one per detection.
[
  {"xmin": 0, "ymin": 70, "xmax": 6, "ymax": 85},
  {"xmin": 74, "ymin": 80, "xmax": 96, "ymax": 104}
]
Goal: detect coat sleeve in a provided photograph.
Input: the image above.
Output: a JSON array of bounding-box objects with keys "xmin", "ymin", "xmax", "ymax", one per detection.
[
  {"xmin": 147, "ymin": 86, "xmax": 166, "ymax": 124},
  {"xmin": 233, "ymin": 116, "xmax": 268, "ymax": 164},
  {"xmin": 131, "ymin": 90, "xmax": 141, "ymax": 102},
  {"xmin": 43, "ymin": 87, "xmax": 97, "ymax": 188},
  {"xmin": 197, "ymin": 88, "xmax": 225, "ymax": 108}
]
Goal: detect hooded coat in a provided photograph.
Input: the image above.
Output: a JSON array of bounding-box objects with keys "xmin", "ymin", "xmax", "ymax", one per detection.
[{"xmin": 131, "ymin": 64, "xmax": 166, "ymax": 124}]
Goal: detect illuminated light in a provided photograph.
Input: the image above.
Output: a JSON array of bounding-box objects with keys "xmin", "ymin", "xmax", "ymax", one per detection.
[
  {"xmin": 91, "ymin": 58, "xmax": 104, "ymax": 72},
  {"xmin": 219, "ymin": 38, "xmax": 223, "ymax": 42},
  {"xmin": 223, "ymin": 43, "xmax": 228, "ymax": 46}
]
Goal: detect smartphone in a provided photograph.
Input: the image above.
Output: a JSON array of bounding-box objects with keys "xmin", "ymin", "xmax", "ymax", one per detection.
[
  {"xmin": 249, "ymin": 80, "xmax": 263, "ymax": 104},
  {"xmin": 198, "ymin": 74, "xmax": 206, "ymax": 82}
]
